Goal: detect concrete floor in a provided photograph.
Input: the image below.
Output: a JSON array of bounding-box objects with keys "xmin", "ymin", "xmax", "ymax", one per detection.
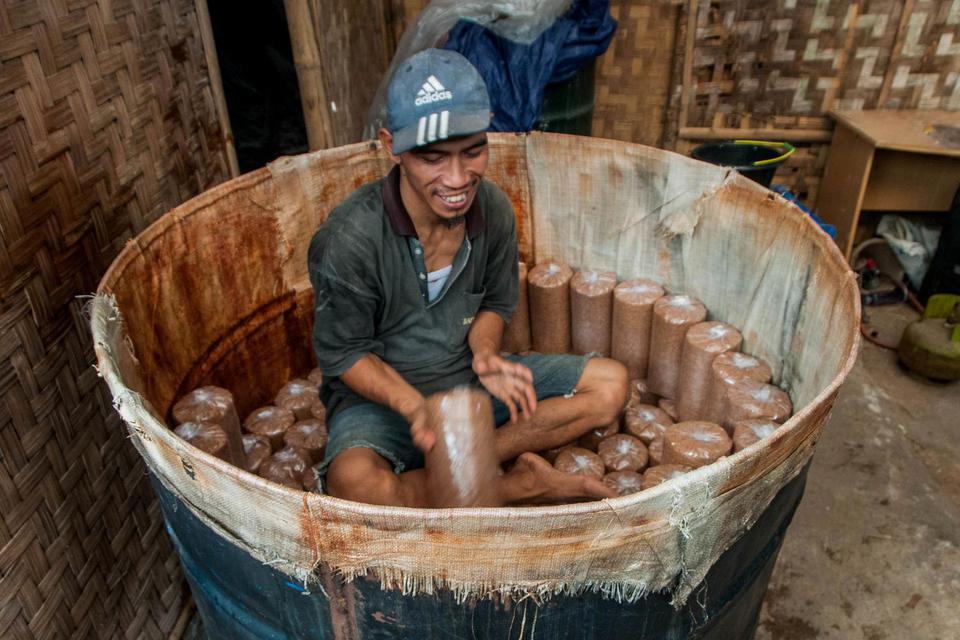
[{"xmin": 756, "ymin": 303, "xmax": 960, "ymax": 640}]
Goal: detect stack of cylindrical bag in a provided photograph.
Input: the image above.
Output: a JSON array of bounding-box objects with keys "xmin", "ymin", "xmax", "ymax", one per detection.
[
  {"xmin": 514, "ymin": 259, "xmax": 792, "ymax": 497},
  {"xmin": 169, "ymin": 368, "xmax": 327, "ymax": 491},
  {"xmin": 167, "ymin": 259, "xmax": 792, "ymax": 501}
]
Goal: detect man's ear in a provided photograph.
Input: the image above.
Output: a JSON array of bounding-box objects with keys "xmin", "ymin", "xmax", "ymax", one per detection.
[{"xmin": 378, "ymin": 128, "xmax": 399, "ymax": 163}]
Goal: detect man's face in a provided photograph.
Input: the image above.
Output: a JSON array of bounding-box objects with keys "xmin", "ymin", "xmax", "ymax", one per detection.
[{"xmin": 388, "ymin": 131, "xmax": 490, "ymax": 224}]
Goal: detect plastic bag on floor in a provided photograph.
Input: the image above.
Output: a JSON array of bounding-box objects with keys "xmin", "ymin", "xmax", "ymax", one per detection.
[{"xmin": 876, "ymin": 215, "xmax": 942, "ymax": 289}]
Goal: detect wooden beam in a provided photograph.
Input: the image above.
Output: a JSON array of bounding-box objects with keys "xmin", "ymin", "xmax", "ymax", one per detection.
[
  {"xmin": 679, "ymin": 127, "xmax": 834, "ymax": 143},
  {"xmin": 284, "ymin": 0, "xmax": 335, "ymax": 150},
  {"xmin": 194, "ymin": 0, "xmax": 239, "ymax": 177},
  {"xmin": 677, "ymin": 0, "xmax": 698, "ymax": 133}
]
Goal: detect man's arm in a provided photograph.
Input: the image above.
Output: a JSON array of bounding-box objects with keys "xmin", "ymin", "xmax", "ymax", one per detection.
[
  {"xmin": 339, "ymin": 354, "xmax": 434, "ymax": 452},
  {"xmin": 469, "ymin": 310, "xmax": 536, "ymax": 423}
]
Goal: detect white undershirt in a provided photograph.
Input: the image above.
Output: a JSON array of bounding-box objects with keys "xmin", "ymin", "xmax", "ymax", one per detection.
[{"xmin": 427, "ymin": 264, "xmax": 453, "ymax": 302}]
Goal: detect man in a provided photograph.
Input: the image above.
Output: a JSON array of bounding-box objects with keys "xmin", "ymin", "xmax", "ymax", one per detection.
[{"xmin": 309, "ymin": 49, "xmax": 627, "ymax": 507}]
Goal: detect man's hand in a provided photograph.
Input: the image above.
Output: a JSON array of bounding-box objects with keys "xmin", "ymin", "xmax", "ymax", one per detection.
[
  {"xmin": 473, "ymin": 353, "xmax": 537, "ymax": 423},
  {"xmin": 397, "ymin": 396, "xmax": 435, "ymax": 453}
]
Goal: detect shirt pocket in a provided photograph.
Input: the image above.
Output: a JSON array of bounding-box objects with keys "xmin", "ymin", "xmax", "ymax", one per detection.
[{"xmin": 448, "ymin": 289, "xmax": 486, "ymax": 347}]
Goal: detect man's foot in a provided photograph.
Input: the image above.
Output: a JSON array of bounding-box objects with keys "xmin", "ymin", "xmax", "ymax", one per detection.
[{"xmin": 502, "ymin": 452, "xmax": 617, "ymax": 504}]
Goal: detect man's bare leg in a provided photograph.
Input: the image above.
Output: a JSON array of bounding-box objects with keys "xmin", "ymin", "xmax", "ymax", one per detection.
[
  {"xmin": 494, "ymin": 358, "xmax": 629, "ymax": 461},
  {"xmin": 326, "ymin": 448, "xmax": 615, "ymax": 507},
  {"xmin": 326, "ymin": 358, "xmax": 628, "ymax": 507}
]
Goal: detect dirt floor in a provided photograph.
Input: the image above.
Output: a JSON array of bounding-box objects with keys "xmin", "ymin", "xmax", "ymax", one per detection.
[{"xmin": 755, "ymin": 303, "xmax": 960, "ymax": 640}]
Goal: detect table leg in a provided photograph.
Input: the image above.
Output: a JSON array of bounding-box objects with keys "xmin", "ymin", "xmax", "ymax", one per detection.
[{"xmin": 816, "ymin": 125, "xmax": 876, "ymax": 262}]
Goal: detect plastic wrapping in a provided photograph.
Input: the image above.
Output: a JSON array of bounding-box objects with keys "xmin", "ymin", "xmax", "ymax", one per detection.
[
  {"xmin": 647, "ymin": 295, "xmax": 707, "ymax": 398},
  {"xmin": 625, "ymin": 378, "xmax": 659, "ymax": 409},
  {"xmin": 662, "ymin": 422, "xmax": 731, "ymax": 469},
  {"xmin": 308, "ymin": 367, "xmax": 324, "ymax": 387},
  {"xmin": 554, "ymin": 446, "xmax": 604, "ymax": 479},
  {"xmin": 283, "ymin": 419, "xmax": 328, "ymax": 464},
  {"xmin": 623, "ymin": 403, "xmax": 673, "ymax": 445},
  {"xmin": 528, "ymin": 260, "xmax": 573, "ymax": 353},
  {"xmin": 658, "ymin": 397, "xmax": 679, "ymax": 421},
  {"xmin": 724, "ymin": 381, "xmax": 793, "ymax": 431},
  {"xmin": 443, "ymin": 0, "xmax": 617, "ymax": 131},
  {"xmin": 597, "ymin": 434, "xmax": 648, "ymax": 473},
  {"xmin": 732, "ymin": 419, "xmax": 781, "ymax": 453},
  {"xmin": 274, "ymin": 379, "xmax": 320, "ymax": 421},
  {"xmin": 577, "ymin": 420, "xmax": 619, "ymax": 451},
  {"xmin": 701, "ymin": 352, "xmax": 773, "ymax": 426},
  {"xmin": 244, "ymin": 406, "xmax": 296, "ymax": 449},
  {"xmin": 174, "ymin": 421, "xmax": 230, "ymax": 462},
  {"xmin": 310, "ymin": 401, "xmax": 326, "ymax": 423},
  {"xmin": 676, "ymin": 321, "xmax": 743, "ymax": 422},
  {"xmin": 570, "ymin": 269, "xmax": 617, "ymax": 356},
  {"xmin": 602, "ymin": 471, "xmax": 643, "ymax": 496},
  {"xmin": 172, "ymin": 386, "xmax": 244, "ymax": 465},
  {"xmin": 502, "ymin": 261, "xmax": 532, "ymax": 353},
  {"xmin": 611, "ymin": 279, "xmax": 664, "ymax": 379},
  {"xmin": 364, "ymin": 0, "xmax": 578, "ymax": 139},
  {"xmin": 647, "ymin": 435, "xmax": 664, "ymax": 466},
  {"xmin": 539, "ymin": 443, "xmax": 573, "ymax": 464},
  {"xmin": 242, "ymin": 433, "xmax": 272, "ymax": 474},
  {"xmin": 641, "ymin": 464, "xmax": 693, "ymax": 490},
  {"xmin": 259, "ymin": 446, "xmax": 312, "ymax": 490},
  {"xmin": 424, "ymin": 387, "xmax": 502, "ymax": 508}
]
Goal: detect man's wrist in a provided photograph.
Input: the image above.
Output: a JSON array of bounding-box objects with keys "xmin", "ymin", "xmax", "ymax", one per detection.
[
  {"xmin": 470, "ymin": 337, "xmax": 499, "ymax": 360},
  {"xmin": 393, "ymin": 393, "xmax": 425, "ymax": 423}
]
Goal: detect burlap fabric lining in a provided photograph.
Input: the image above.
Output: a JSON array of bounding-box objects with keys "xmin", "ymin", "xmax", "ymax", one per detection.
[{"xmin": 90, "ymin": 133, "xmax": 859, "ymax": 606}]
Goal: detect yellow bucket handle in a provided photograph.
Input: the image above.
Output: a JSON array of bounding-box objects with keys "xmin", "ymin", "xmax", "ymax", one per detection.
[{"xmin": 733, "ymin": 140, "xmax": 796, "ymax": 166}]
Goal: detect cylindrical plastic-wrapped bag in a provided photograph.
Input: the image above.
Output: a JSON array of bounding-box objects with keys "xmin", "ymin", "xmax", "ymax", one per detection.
[
  {"xmin": 662, "ymin": 421, "xmax": 732, "ymax": 469},
  {"xmin": 611, "ymin": 279, "xmax": 664, "ymax": 379},
  {"xmin": 702, "ymin": 352, "xmax": 773, "ymax": 425},
  {"xmin": 647, "ymin": 295, "xmax": 707, "ymax": 399},
  {"xmin": 527, "ymin": 261, "xmax": 573, "ymax": 354},
  {"xmin": 676, "ymin": 322, "xmax": 743, "ymax": 421},
  {"xmin": 570, "ymin": 269, "xmax": 617, "ymax": 356},
  {"xmin": 732, "ymin": 419, "xmax": 781, "ymax": 453},
  {"xmin": 424, "ymin": 387, "xmax": 502, "ymax": 508},
  {"xmin": 173, "ymin": 386, "xmax": 244, "ymax": 465},
  {"xmin": 724, "ymin": 381, "xmax": 793, "ymax": 431},
  {"xmin": 174, "ymin": 421, "xmax": 230, "ymax": 463},
  {"xmin": 502, "ymin": 261, "xmax": 532, "ymax": 354}
]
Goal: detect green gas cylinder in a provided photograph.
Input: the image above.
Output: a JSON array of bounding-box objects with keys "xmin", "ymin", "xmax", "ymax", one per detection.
[{"xmin": 898, "ymin": 294, "xmax": 960, "ymax": 381}]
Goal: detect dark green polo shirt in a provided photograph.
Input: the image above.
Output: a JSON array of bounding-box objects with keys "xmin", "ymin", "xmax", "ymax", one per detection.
[{"xmin": 308, "ymin": 166, "xmax": 519, "ymax": 419}]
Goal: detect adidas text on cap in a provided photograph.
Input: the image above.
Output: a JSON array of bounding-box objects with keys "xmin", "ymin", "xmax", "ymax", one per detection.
[{"xmin": 386, "ymin": 49, "xmax": 491, "ymax": 155}]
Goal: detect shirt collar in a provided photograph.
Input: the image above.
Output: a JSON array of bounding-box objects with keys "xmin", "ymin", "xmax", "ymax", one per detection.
[{"xmin": 381, "ymin": 165, "xmax": 485, "ymax": 239}]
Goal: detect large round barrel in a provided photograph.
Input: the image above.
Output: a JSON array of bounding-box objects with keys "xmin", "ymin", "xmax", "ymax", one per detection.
[{"xmin": 90, "ymin": 132, "xmax": 859, "ymax": 638}]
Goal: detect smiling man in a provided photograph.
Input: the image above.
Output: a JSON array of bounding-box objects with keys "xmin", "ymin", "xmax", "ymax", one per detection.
[{"xmin": 308, "ymin": 49, "xmax": 627, "ymax": 507}]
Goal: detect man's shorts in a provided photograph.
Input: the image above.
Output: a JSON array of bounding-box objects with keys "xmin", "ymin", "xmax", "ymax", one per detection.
[{"xmin": 314, "ymin": 353, "xmax": 592, "ymax": 489}]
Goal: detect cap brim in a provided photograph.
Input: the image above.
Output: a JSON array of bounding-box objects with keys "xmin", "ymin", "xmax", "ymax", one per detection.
[{"xmin": 391, "ymin": 112, "xmax": 491, "ymax": 155}]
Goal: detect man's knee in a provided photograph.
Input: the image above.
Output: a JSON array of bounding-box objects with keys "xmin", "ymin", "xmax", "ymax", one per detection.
[
  {"xmin": 579, "ymin": 358, "xmax": 629, "ymax": 423},
  {"xmin": 325, "ymin": 448, "xmax": 398, "ymax": 503}
]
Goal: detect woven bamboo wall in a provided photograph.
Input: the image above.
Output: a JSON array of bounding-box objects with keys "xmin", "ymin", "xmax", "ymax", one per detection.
[
  {"xmin": 0, "ymin": 1, "xmax": 229, "ymax": 638},
  {"xmin": 670, "ymin": 0, "xmax": 960, "ymax": 204},
  {"xmin": 591, "ymin": 1, "xmax": 681, "ymax": 146}
]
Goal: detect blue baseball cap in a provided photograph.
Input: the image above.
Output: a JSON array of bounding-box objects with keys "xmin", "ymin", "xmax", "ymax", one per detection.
[{"xmin": 386, "ymin": 49, "xmax": 491, "ymax": 155}]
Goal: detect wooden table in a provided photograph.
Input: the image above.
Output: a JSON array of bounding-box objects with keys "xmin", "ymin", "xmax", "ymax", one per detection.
[{"xmin": 816, "ymin": 109, "xmax": 960, "ymax": 261}]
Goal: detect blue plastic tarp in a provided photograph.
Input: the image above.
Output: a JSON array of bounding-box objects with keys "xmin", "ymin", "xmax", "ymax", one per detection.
[{"xmin": 443, "ymin": 0, "xmax": 617, "ymax": 132}]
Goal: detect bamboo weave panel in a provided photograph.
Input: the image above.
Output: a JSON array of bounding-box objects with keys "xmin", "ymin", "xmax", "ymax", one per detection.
[
  {"xmin": 592, "ymin": 0, "xmax": 681, "ymax": 146},
  {"xmin": 683, "ymin": 0, "xmax": 960, "ymax": 129},
  {"xmin": 0, "ymin": 0, "xmax": 229, "ymax": 638}
]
